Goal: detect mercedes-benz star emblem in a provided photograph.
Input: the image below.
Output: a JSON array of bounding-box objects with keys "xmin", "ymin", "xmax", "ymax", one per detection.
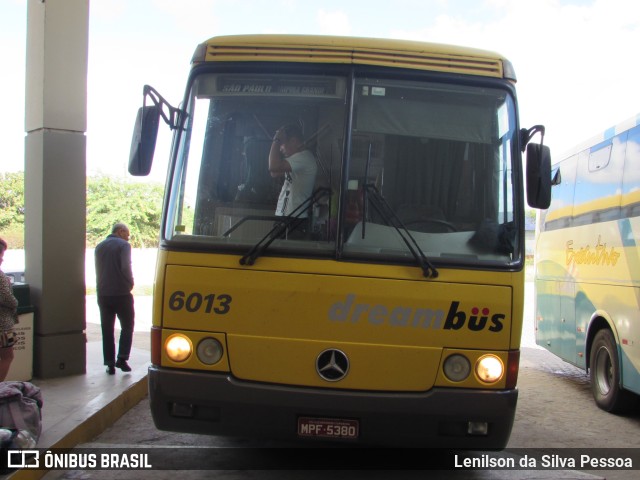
[{"xmin": 316, "ymin": 349, "xmax": 349, "ymax": 382}]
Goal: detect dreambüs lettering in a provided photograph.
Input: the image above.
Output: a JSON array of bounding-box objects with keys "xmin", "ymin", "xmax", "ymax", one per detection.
[{"xmin": 328, "ymin": 294, "xmax": 504, "ymax": 332}]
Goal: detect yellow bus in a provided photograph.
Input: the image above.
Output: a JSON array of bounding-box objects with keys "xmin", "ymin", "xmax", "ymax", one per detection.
[
  {"xmin": 535, "ymin": 114, "xmax": 640, "ymax": 413},
  {"xmin": 129, "ymin": 34, "xmax": 551, "ymax": 448}
]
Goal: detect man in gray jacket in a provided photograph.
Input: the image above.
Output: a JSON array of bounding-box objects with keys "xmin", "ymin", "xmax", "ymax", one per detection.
[{"xmin": 95, "ymin": 223, "xmax": 135, "ymax": 374}]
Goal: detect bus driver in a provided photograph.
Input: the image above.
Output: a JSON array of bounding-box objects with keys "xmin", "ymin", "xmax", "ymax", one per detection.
[{"xmin": 268, "ymin": 124, "xmax": 317, "ymax": 237}]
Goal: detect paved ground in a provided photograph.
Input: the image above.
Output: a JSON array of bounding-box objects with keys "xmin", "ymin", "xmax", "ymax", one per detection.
[{"xmin": 512, "ymin": 347, "xmax": 635, "ymax": 448}]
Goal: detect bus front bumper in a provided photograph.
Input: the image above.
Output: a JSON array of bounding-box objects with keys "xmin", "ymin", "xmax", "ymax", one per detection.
[{"xmin": 148, "ymin": 366, "xmax": 517, "ymax": 449}]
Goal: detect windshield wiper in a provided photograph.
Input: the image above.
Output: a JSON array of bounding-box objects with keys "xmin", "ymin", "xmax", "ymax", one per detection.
[
  {"xmin": 363, "ymin": 184, "xmax": 439, "ymax": 279},
  {"xmin": 239, "ymin": 187, "xmax": 331, "ymax": 266}
]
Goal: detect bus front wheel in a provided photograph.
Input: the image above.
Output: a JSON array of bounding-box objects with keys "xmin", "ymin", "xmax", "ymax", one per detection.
[{"xmin": 589, "ymin": 329, "xmax": 637, "ymax": 413}]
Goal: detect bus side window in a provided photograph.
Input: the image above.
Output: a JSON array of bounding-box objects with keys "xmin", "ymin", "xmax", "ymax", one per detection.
[
  {"xmin": 545, "ymin": 154, "xmax": 578, "ymax": 231},
  {"xmin": 574, "ymin": 134, "xmax": 626, "ymax": 225},
  {"xmin": 622, "ymin": 125, "xmax": 640, "ymax": 218}
]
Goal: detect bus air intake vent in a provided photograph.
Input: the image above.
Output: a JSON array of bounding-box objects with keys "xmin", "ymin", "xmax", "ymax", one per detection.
[{"xmin": 203, "ymin": 44, "xmax": 504, "ymax": 78}]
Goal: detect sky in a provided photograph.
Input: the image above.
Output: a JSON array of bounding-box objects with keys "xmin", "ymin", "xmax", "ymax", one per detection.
[{"xmin": 1, "ymin": 0, "xmax": 639, "ymax": 184}]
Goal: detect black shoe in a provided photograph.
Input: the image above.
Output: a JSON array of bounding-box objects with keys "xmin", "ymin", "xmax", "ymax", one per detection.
[
  {"xmin": 115, "ymin": 359, "xmax": 132, "ymax": 372},
  {"xmin": 106, "ymin": 365, "xmax": 116, "ymax": 375}
]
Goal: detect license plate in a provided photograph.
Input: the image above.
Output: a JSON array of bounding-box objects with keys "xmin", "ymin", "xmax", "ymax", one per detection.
[{"xmin": 297, "ymin": 416, "xmax": 359, "ymax": 440}]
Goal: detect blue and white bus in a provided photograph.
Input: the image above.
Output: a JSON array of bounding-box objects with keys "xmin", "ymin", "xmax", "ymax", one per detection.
[{"xmin": 535, "ymin": 113, "xmax": 640, "ymax": 412}]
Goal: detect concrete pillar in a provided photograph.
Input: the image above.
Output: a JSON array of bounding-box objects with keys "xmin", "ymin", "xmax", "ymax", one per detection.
[{"xmin": 24, "ymin": 0, "xmax": 89, "ymax": 378}]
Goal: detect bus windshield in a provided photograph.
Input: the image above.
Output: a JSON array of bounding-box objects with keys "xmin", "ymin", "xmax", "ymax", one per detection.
[{"xmin": 165, "ymin": 69, "xmax": 519, "ymax": 268}]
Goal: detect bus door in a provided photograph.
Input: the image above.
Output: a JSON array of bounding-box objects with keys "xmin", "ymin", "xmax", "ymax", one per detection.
[{"xmin": 536, "ymin": 153, "xmax": 579, "ymax": 362}]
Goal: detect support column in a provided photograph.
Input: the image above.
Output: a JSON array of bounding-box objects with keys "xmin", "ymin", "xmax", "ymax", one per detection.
[{"xmin": 25, "ymin": 0, "xmax": 89, "ymax": 378}]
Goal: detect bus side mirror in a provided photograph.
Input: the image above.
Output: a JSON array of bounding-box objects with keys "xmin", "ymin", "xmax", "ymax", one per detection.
[
  {"xmin": 526, "ymin": 143, "xmax": 551, "ymax": 209},
  {"xmin": 128, "ymin": 105, "xmax": 160, "ymax": 176}
]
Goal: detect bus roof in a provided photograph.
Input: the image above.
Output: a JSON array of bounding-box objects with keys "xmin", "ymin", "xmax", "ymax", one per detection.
[
  {"xmin": 192, "ymin": 34, "xmax": 516, "ymax": 81},
  {"xmin": 558, "ymin": 112, "xmax": 640, "ymax": 161}
]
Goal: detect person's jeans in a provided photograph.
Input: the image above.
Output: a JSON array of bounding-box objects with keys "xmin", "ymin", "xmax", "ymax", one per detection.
[{"xmin": 97, "ymin": 294, "xmax": 135, "ymax": 366}]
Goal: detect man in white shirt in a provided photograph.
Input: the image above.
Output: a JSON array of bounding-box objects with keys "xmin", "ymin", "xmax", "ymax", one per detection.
[{"xmin": 268, "ymin": 124, "xmax": 317, "ymax": 237}]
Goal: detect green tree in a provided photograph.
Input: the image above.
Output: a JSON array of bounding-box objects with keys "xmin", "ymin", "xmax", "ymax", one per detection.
[
  {"xmin": 87, "ymin": 176, "xmax": 165, "ymax": 248},
  {"xmin": 0, "ymin": 171, "xmax": 25, "ymax": 247},
  {"xmin": 0, "ymin": 172, "xmax": 165, "ymax": 248},
  {"xmin": 525, "ymin": 208, "xmax": 537, "ymax": 226}
]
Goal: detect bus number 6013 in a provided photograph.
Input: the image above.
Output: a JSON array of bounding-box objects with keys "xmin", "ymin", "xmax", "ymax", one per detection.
[{"xmin": 168, "ymin": 291, "xmax": 232, "ymax": 315}]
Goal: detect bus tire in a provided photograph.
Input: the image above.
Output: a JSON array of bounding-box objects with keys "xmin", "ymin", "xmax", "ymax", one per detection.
[{"xmin": 589, "ymin": 329, "xmax": 637, "ymax": 413}]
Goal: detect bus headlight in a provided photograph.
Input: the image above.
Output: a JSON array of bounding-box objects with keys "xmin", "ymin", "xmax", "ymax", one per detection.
[
  {"xmin": 476, "ymin": 355, "xmax": 504, "ymax": 384},
  {"xmin": 197, "ymin": 338, "xmax": 224, "ymax": 365},
  {"xmin": 165, "ymin": 334, "xmax": 192, "ymax": 362},
  {"xmin": 443, "ymin": 354, "xmax": 471, "ymax": 382}
]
